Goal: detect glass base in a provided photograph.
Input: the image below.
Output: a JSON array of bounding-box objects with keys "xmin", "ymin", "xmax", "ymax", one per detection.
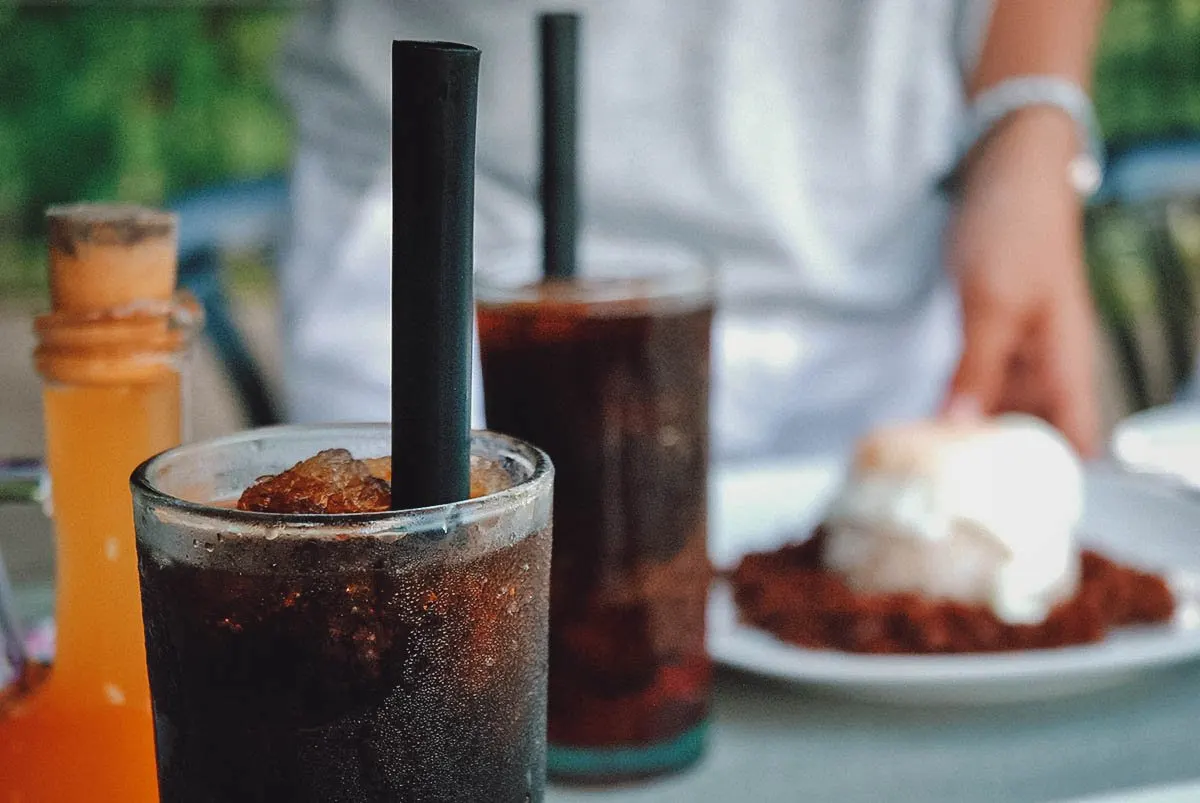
[{"xmin": 547, "ymin": 720, "xmax": 708, "ymax": 784}]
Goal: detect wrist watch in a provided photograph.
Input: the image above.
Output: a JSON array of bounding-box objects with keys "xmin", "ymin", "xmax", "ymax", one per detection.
[{"xmin": 941, "ymin": 75, "xmax": 1106, "ymax": 199}]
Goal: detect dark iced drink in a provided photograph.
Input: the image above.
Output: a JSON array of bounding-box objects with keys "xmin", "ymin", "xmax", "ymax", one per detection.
[
  {"xmin": 130, "ymin": 426, "xmax": 553, "ymax": 802},
  {"xmin": 477, "ymin": 264, "xmax": 714, "ymax": 781}
]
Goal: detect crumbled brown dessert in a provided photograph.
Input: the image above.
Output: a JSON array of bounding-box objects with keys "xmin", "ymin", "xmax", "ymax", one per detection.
[{"xmin": 731, "ymin": 528, "xmax": 1175, "ymax": 654}]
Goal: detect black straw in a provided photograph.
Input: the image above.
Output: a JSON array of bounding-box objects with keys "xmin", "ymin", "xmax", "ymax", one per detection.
[
  {"xmin": 391, "ymin": 40, "xmax": 479, "ymax": 507},
  {"xmin": 540, "ymin": 13, "xmax": 580, "ymax": 280}
]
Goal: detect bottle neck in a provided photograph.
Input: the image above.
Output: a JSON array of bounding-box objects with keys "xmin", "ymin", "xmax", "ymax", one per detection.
[{"xmin": 34, "ymin": 293, "xmax": 202, "ymax": 386}]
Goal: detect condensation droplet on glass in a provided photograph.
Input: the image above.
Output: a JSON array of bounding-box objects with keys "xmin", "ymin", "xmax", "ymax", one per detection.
[{"xmin": 659, "ymin": 425, "xmax": 684, "ymax": 448}]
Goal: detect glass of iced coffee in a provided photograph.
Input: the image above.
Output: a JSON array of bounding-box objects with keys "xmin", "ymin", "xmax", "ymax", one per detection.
[
  {"xmin": 130, "ymin": 424, "xmax": 553, "ymax": 802},
  {"xmin": 477, "ymin": 251, "xmax": 714, "ymax": 781}
]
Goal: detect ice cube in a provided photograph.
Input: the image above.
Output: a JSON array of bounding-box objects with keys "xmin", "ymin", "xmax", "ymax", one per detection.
[
  {"xmin": 469, "ymin": 455, "xmax": 512, "ymax": 498},
  {"xmin": 238, "ymin": 451, "xmax": 515, "ymax": 514},
  {"xmin": 237, "ymin": 449, "xmax": 392, "ymax": 514},
  {"xmin": 365, "ymin": 455, "xmax": 509, "ymax": 499},
  {"xmin": 363, "ymin": 457, "xmax": 391, "ymax": 484}
]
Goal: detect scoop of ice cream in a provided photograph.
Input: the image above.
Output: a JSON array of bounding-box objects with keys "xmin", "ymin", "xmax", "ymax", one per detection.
[{"xmin": 823, "ymin": 414, "xmax": 1084, "ymax": 624}]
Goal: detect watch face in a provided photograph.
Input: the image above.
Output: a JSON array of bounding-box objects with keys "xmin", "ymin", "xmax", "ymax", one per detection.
[{"xmin": 1069, "ymin": 153, "xmax": 1103, "ymax": 198}]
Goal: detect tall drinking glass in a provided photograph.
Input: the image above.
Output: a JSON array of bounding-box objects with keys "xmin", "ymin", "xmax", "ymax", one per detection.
[
  {"xmin": 131, "ymin": 424, "xmax": 553, "ymax": 802},
  {"xmin": 477, "ymin": 252, "xmax": 714, "ymax": 781}
]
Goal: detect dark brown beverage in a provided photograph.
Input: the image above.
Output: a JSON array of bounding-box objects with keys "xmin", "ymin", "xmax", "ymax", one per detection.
[
  {"xmin": 478, "ymin": 286, "xmax": 713, "ymax": 780},
  {"xmin": 131, "ymin": 427, "xmax": 554, "ymax": 803},
  {"xmin": 138, "ymin": 529, "xmax": 549, "ymax": 802}
]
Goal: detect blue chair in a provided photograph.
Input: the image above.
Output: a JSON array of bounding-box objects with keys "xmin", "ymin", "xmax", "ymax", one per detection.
[
  {"xmin": 168, "ymin": 175, "xmax": 290, "ymax": 427},
  {"xmin": 1087, "ymin": 138, "xmax": 1200, "ymax": 411}
]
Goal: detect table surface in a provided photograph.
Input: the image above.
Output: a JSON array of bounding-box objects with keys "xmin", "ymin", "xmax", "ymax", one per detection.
[{"xmin": 546, "ymin": 667, "xmax": 1200, "ymax": 803}]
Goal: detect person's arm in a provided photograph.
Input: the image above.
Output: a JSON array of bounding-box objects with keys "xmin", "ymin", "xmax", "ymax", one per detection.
[
  {"xmin": 970, "ymin": 0, "xmax": 1107, "ymax": 95},
  {"xmin": 945, "ymin": 0, "xmax": 1109, "ymax": 455}
]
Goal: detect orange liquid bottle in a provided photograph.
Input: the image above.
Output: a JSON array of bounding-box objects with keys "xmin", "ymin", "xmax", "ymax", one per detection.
[{"xmin": 0, "ymin": 205, "xmax": 199, "ymax": 801}]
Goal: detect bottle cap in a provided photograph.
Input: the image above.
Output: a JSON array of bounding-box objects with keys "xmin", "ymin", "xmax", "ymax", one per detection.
[{"xmin": 46, "ymin": 204, "xmax": 177, "ymax": 315}]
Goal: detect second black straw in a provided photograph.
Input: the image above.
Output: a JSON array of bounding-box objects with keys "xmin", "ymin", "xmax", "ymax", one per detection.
[{"xmin": 540, "ymin": 13, "xmax": 580, "ymax": 281}]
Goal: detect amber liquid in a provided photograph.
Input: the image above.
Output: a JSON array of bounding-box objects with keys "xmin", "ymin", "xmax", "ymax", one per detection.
[
  {"xmin": 479, "ymin": 299, "xmax": 713, "ymax": 756},
  {"xmin": 0, "ymin": 376, "xmax": 181, "ymax": 801}
]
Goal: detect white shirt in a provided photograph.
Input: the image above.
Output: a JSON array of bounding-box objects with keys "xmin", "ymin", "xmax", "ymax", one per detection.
[{"xmin": 277, "ymin": 0, "xmax": 993, "ymax": 461}]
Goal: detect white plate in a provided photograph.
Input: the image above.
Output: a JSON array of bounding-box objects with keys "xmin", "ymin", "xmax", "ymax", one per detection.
[
  {"xmin": 1111, "ymin": 403, "xmax": 1200, "ymax": 492},
  {"xmin": 707, "ymin": 459, "xmax": 1200, "ymax": 705},
  {"xmin": 1057, "ymin": 779, "xmax": 1200, "ymax": 803}
]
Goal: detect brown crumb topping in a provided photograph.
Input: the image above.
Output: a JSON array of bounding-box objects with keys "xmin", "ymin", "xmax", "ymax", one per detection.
[{"xmin": 731, "ymin": 528, "xmax": 1176, "ymax": 654}]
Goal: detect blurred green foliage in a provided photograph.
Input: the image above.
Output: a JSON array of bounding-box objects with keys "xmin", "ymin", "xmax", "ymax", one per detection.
[
  {"xmin": 1094, "ymin": 0, "xmax": 1200, "ymax": 147},
  {"xmin": 0, "ymin": 6, "xmax": 294, "ymax": 294},
  {"xmin": 1087, "ymin": 202, "xmax": 1200, "ymax": 405},
  {"xmin": 1087, "ymin": 3, "xmax": 1200, "ymax": 406}
]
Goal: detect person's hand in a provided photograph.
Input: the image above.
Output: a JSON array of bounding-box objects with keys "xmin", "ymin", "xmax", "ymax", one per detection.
[{"xmin": 943, "ymin": 106, "xmax": 1100, "ymax": 456}]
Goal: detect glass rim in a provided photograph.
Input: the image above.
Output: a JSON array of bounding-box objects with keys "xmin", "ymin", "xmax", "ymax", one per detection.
[
  {"xmin": 474, "ymin": 251, "xmax": 714, "ymax": 309},
  {"xmin": 130, "ymin": 423, "xmax": 554, "ymax": 534}
]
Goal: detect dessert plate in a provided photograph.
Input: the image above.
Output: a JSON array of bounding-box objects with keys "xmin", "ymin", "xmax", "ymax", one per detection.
[
  {"xmin": 1111, "ymin": 403, "xmax": 1200, "ymax": 492},
  {"xmin": 707, "ymin": 458, "xmax": 1200, "ymax": 705},
  {"xmin": 1056, "ymin": 779, "xmax": 1200, "ymax": 803}
]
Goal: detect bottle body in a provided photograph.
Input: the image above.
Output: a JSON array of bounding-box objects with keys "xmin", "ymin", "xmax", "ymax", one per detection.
[{"xmin": 0, "ymin": 205, "xmax": 195, "ymax": 801}]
